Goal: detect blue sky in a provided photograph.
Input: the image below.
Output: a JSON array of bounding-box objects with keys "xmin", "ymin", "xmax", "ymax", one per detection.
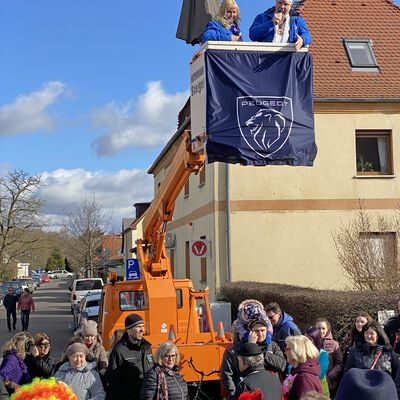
[{"xmin": 1, "ymin": 0, "xmax": 399, "ymax": 230}]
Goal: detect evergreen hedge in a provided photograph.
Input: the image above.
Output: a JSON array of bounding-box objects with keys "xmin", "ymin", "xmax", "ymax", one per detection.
[{"xmin": 217, "ymin": 281, "xmax": 400, "ymax": 349}]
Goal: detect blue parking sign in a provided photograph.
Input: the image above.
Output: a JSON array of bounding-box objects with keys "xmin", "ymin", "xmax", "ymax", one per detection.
[{"xmin": 126, "ymin": 259, "xmax": 140, "ymax": 281}]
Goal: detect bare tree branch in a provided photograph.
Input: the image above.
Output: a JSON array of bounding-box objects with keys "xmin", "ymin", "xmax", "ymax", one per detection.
[
  {"xmin": 0, "ymin": 169, "xmax": 47, "ymax": 279},
  {"xmin": 62, "ymin": 194, "xmax": 108, "ymax": 276},
  {"xmin": 333, "ymin": 202, "xmax": 400, "ymax": 290}
]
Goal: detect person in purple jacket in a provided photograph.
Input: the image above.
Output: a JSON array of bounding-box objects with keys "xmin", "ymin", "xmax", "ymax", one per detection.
[
  {"xmin": 202, "ymin": 0, "xmax": 242, "ymax": 44},
  {"xmin": 0, "ymin": 332, "xmax": 31, "ymax": 395},
  {"xmin": 284, "ymin": 335, "xmax": 323, "ymax": 400}
]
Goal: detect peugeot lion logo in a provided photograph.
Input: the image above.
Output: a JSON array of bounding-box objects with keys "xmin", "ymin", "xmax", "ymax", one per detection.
[{"xmin": 237, "ymin": 96, "xmax": 293, "ymax": 158}]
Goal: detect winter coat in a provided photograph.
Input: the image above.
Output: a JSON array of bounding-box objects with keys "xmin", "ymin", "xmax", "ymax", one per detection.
[
  {"xmin": 17, "ymin": 295, "xmax": 35, "ymax": 311},
  {"xmin": 106, "ymin": 332, "xmax": 154, "ymax": 400},
  {"xmin": 80, "ymin": 335, "xmax": 108, "ymax": 374},
  {"xmin": 25, "ymin": 352, "xmax": 56, "ymax": 379},
  {"xmin": 286, "ymin": 358, "xmax": 322, "ymax": 400},
  {"xmin": 221, "ymin": 339, "xmax": 286, "ymax": 398},
  {"xmin": 384, "ymin": 315, "xmax": 400, "ymax": 354},
  {"xmin": 319, "ymin": 349, "xmax": 330, "ymax": 397},
  {"xmin": 249, "ymin": 6, "xmax": 311, "ymax": 47},
  {"xmin": 55, "ymin": 361, "xmax": 105, "ymax": 400},
  {"xmin": 0, "ymin": 349, "xmax": 31, "ymax": 394},
  {"xmin": 271, "ymin": 311, "xmax": 301, "ymax": 353},
  {"xmin": 202, "ymin": 20, "xmax": 242, "ymax": 44},
  {"xmin": 344, "ymin": 343, "xmax": 400, "ymax": 379},
  {"xmin": 140, "ymin": 365, "xmax": 189, "ymax": 400},
  {"xmin": 3, "ymin": 293, "xmax": 18, "ymax": 311},
  {"xmin": 233, "ymin": 366, "xmax": 282, "ymax": 400},
  {"xmin": 322, "ymin": 331, "xmax": 343, "ymax": 392}
]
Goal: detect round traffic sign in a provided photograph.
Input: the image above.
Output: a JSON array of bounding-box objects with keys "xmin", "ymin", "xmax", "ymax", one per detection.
[{"xmin": 191, "ymin": 240, "xmax": 207, "ymax": 257}]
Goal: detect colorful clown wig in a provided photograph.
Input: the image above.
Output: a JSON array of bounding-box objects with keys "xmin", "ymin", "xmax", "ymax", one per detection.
[{"xmin": 10, "ymin": 377, "xmax": 78, "ymax": 400}]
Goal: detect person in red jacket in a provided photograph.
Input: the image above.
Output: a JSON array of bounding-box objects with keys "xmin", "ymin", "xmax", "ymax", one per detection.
[{"xmin": 17, "ymin": 288, "xmax": 35, "ymax": 331}]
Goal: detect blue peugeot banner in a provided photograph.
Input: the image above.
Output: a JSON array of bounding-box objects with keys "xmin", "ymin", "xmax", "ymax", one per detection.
[
  {"xmin": 204, "ymin": 50, "xmax": 317, "ymax": 166},
  {"xmin": 126, "ymin": 258, "xmax": 140, "ymax": 281}
]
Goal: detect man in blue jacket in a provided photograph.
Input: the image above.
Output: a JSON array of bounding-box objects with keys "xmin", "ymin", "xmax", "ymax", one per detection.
[
  {"xmin": 265, "ymin": 302, "xmax": 301, "ymax": 353},
  {"xmin": 3, "ymin": 287, "xmax": 18, "ymax": 331},
  {"xmin": 249, "ymin": 0, "xmax": 311, "ymax": 50}
]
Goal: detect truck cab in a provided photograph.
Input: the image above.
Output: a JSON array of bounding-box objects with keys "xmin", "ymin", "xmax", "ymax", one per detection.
[{"xmin": 98, "ymin": 278, "xmax": 201, "ymax": 352}]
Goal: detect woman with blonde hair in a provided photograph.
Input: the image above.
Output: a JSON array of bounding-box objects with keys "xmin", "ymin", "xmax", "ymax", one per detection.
[
  {"xmin": 202, "ymin": 0, "xmax": 242, "ymax": 44},
  {"xmin": 0, "ymin": 332, "xmax": 31, "ymax": 394},
  {"xmin": 284, "ymin": 335, "xmax": 322, "ymax": 400},
  {"xmin": 140, "ymin": 341, "xmax": 188, "ymax": 400}
]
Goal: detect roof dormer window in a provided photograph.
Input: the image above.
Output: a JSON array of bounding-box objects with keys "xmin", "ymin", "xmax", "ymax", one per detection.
[{"xmin": 342, "ymin": 39, "xmax": 379, "ymax": 72}]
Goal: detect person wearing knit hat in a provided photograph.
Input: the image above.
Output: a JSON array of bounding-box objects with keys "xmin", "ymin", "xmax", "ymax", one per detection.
[
  {"xmin": 221, "ymin": 318, "xmax": 286, "ymax": 399},
  {"xmin": 55, "ymin": 342, "xmax": 105, "ymax": 400},
  {"xmin": 336, "ymin": 368, "xmax": 397, "ymax": 400},
  {"xmin": 79, "ymin": 321, "xmax": 108, "ymax": 375},
  {"xmin": 236, "ymin": 299, "xmax": 273, "ymax": 343},
  {"xmin": 124, "ymin": 313, "xmax": 144, "ymax": 330},
  {"xmin": 105, "ymin": 313, "xmax": 154, "ymax": 400}
]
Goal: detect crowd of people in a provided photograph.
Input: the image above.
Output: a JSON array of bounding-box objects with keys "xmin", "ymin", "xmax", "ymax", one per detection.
[
  {"xmin": 0, "ymin": 296, "xmax": 400, "ymax": 400},
  {"xmin": 201, "ymin": 0, "xmax": 311, "ymax": 51},
  {"xmin": 217, "ymin": 299, "xmax": 400, "ymax": 400}
]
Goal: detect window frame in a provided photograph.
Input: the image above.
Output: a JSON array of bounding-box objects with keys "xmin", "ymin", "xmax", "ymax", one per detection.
[
  {"xmin": 119, "ymin": 290, "xmax": 147, "ymax": 311},
  {"xmin": 355, "ymin": 130, "xmax": 393, "ymax": 176},
  {"xmin": 342, "ymin": 38, "xmax": 378, "ymax": 69}
]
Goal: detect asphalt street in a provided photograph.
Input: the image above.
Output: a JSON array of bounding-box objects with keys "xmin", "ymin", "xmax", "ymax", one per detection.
[{"xmin": 0, "ymin": 278, "xmax": 76, "ymax": 361}]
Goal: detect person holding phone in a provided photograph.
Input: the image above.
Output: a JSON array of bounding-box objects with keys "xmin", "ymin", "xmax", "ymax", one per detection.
[{"xmin": 249, "ymin": 0, "xmax": 311, "ymax": 50}]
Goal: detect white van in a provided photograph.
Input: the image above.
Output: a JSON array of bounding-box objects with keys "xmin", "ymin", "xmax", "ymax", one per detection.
[
  {"xmin": 53, "ymin": 270, "xmax": 74, "ymax": 278},
  {"xmin": 69, "ymin": 278, "xmax": 103, "ymax": 313}
]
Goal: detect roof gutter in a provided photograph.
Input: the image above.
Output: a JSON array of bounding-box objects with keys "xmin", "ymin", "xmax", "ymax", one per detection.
[{"xmin": 315, "ymin": 98, "xmax": 400, "ymax": 103}]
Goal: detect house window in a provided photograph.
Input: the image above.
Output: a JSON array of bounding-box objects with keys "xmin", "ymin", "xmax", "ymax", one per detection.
[
  {"xmin": 170, "ymin": 248, "xmax": 175, "ymax": 277},
  {"xmin": 200, "ymin": 235, "xmax": 207, "ymax": 282},
  {"xmin": 185, "ymin": 241, "xmax": 190, "ymax": 279},
  {"xmin": 343, "ymin": 39, "xmax": 378, "ymax": 71},
  {"xmin": 356, "ymin": 131, "xmax": 392, "ymax": 175},
  {"xmin": 184, "ymin": 181, "xmax": 189, "ymax": 198},
  {"xmin": 357, "ymin": 232, "xmax": 396, "ymax": 287},
  {"xmin": 199, "ymin": 166, "xmax": 206, "ymax": 186}
]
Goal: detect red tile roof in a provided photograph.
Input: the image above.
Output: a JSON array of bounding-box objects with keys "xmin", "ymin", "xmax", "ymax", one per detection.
[
  {"xmin": 102, "ymin": 235, "xmax": 123, "ymax": 260},
  {"xmin": 296, "ymin": 0, "xmax": 400, "ymax": 99}
]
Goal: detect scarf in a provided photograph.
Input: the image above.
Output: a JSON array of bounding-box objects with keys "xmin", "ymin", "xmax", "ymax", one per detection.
[{"xmin": 155, "ymin": 365, "xmax": 183, "ymax": 400}]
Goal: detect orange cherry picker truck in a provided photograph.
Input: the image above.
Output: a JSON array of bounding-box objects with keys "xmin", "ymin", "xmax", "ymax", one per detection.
[{"xmin": 97, "ymin": 130, "xmax": 232, "ymax": 384}]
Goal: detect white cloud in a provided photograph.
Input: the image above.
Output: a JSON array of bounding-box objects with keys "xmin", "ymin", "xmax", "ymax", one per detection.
[
  {"xmin": 0, "ymin": 163, "xmax": 12, "ymax": 177},
  {"xmin": 91, "ymin": 81, "xmax": 189, "ymax": 156},
  {"xmin": 38, "ymin": 168, "xmax": 154, "ymax": 231},
  {"xmin": 0, "ymin": 81, "xmax": 66, "ymax": 136}
]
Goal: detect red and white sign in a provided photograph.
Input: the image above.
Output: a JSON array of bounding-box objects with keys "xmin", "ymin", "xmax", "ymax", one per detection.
[{"xmin": 190, "ymin": 240, "xmax": 208, "ymax": 258}]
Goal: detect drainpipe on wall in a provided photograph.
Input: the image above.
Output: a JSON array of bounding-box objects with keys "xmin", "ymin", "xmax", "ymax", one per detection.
[{"xmin": 226, "ymin": 163, "xmax": 232, "ymax": 283}]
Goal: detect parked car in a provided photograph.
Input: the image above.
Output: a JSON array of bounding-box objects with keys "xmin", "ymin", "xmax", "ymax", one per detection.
[
  {"xmin": 69, "ymin": 278, "xmax": 103, "ymax": 313},
  {"xmin": 31, "ymin": 273, "xmax": 43, "ymax": 283},
  {"xmin": 53, "ymin": 270, "xmax": 74, "ymax": 278},
  {"xmin": 32, "ymin": 276, "xmax": 41, "ymax": 288},
  {"xmin": 17, "ymin": 278, "xmax": 34, "ymax": 293},
  {"xmin": 40, "ymin": 273, "xmax": 50, "ymax": 283},
  {"xmin": 73, "ymin": 292, "xmax": 101, "ymax": 335},
  {"xmin": 3, "ymin": 281, "xmax": 23, "ymax": 297},
  {"xmin": 47, "ymin": 272, "xmax": 55, "ymax": 279},
  {"xmin": 70, "ymin": 297, "xmax": 86, "ymax": 331},
  {"xmin": 0, "ymin": 283, "xmax": 7, "ymax": 306}
]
